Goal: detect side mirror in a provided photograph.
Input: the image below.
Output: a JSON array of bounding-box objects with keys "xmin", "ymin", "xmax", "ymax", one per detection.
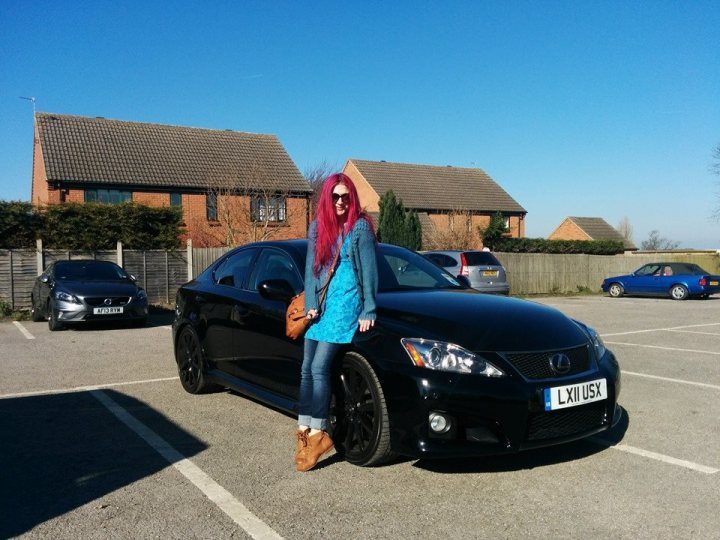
[
  {"xmin": 40, "ymin": 274, "xmax": 50, "ymax": 284},
  {"xmin": 456, "ymin": 275, "xmax": 471, "ymax": 288},
  {"xmin": 258, "ymin": 279, "xmax": 296, "ymax": 302},
  {"xmin": 129, "ymin": 274, "xmax": 137, "ymax": 282}
]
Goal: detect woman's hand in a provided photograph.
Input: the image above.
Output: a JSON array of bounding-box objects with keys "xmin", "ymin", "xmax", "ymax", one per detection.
[
  {"xmin": 358, "ymin": 319, "xmax": 375, "ymax": 332},
  {"xmin": 306, "ymin": 309, "xmax": 318, "ymax": 320}
]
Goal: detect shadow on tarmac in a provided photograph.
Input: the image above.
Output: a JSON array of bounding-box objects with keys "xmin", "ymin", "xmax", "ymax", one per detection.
[
  {"xmin": 0, "ymin": 389, "xmax": 206, "ymax": 538},
  {"xmin": 413, "ymin": 406, "xmax": 630, "ymax": 474}
]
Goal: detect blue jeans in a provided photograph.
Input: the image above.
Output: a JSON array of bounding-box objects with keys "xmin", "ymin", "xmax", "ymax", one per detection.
[{"xmin": 298, "ymin": 338, "xmax": 341, "ymax": 431}]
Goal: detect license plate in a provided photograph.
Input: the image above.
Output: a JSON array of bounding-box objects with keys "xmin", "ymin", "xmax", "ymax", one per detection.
[
  {"xmin": 543, "ymin": 379, "xmax": 607, "ymax": 411},
  {"xmin": 482, "ymin": 270, "xmax": 498, "ymax": 276},
  {"xmin": 710, "ymin": 280, "xmax": 719, "ymax": 286},
  {"xmin": 93, "ymin": 306, "xmax": 123, "ymax": 315}
]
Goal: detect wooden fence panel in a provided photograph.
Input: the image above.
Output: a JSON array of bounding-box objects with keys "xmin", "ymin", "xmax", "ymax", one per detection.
[
  {"xmin": 123, "ymin": 250, "xmax": 188, "ymax": 304},
  {"xmin": 192, "ymin": 247, "xmax": 230, "ymax": 278},
  {"xmin": 0, "ymin": 249, "xmax": 37, "ymax": 310},
  {"xmin": 495, "ymin": 252, "xmax": 720, "ymax": 295}
]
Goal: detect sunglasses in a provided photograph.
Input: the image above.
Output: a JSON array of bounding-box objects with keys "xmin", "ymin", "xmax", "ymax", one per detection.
[{"xmin": 332, "ymin": 193, "xmax": 350, "ymax": 203}]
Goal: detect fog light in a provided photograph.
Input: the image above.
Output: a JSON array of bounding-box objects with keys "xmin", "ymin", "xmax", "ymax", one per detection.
[{"xmin": 429, "ymin": 412, "xmax": 451, "ymax": 434}]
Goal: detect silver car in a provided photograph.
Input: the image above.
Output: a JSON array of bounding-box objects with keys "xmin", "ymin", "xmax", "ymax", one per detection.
[
  {"xmin": 30, "ymin": 260, "xmax": 149, "ymax": 330},
  {"xmin": 422, "ymin": 250, "xmax": 510, "ymax": 295}
]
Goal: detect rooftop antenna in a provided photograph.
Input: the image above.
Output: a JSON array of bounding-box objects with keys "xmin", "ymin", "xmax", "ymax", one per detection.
[{"xmin": 20, "ymin": 96, "xmax": 36, "ymax": 115}]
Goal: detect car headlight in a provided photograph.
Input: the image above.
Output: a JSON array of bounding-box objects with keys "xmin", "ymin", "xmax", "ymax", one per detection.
[
  {"xmin": 55, "ymin": 290, "xmax": 81, "ymax": 304},
  {"xmin": 586, "ymin": 326, "xmax": 607, "ymax": 360},
  {"xmin": 401, "ymin": 338, "xmax": 505, "ymax": 377},
  {"xmin": 136, "ymin": 289, "xmax": 147, "ymax": 300}
]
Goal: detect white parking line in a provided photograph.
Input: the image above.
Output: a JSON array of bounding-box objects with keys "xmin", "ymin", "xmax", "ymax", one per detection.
[
  {"xmin": 590, "ymin": 438, "xmax": 719, "ymax": 475},
  {"xmin": 605, "ymin": 341, "xmax": 720, "ymax": 356},
  {"xmin": 622, "ymin": 370, "xmax": 720, "ymax": 391},
  {"xmin": 667, "ymin": 329, "xmax": 720, "ymax": 336},
  {"xmin": 603, "ymin": 323, "xmax": 720, "ymax": 337},
  {"xmin": 91, "ymin": 389, "xmax": 283, "ymax": 540},
  {"xmin": 0, "ymin": 376, "xmax": 179, "ymax": 400},
  {"xmin": 12, "ymin": 321, "xmax": 35, "ymax": 340}
]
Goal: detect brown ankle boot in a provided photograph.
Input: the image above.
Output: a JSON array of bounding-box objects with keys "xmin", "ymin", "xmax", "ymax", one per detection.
[
  {"xmin": 296, "ymin": 431, "xmax": 334, "ymax": 472},
  {"xmin": 295, "ymin": 428, "xmax": 310, "ymax": 464}
]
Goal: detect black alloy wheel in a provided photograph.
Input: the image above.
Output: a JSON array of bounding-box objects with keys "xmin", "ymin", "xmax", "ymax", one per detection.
[
  {"xmin": 48, "ymin": 301, "xmax": 63, "ymax": 331},
  {"xmin": 330, "ymin": 352, "xmax": 395, "ymax": 467},
  {"xmin": 175, "ymin": 326, "xmax": 219, "ymax": 394},
  {"xmin": 30, "ymin": 295, "xmax": 44, "ymax": 322}
]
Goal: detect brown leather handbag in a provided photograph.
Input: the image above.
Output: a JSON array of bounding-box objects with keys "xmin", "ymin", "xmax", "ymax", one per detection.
[{"xmin": 286, "ymin": 237, "xmax": 344, "ymax": 340}]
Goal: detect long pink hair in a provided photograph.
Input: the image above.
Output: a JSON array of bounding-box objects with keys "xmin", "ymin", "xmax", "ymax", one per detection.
[{"xmin": 312, "ymin": 173, "xmax": 375, "ymax": 275}]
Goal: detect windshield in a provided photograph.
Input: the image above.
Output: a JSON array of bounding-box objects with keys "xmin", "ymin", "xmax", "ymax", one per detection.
[
  {"xmin": 376, "ymin": 245, "xmax": 465, "ymax": 291},
  {"xmin": 54, "ymin": 261, "xmax": 128, "ymax": 281}
]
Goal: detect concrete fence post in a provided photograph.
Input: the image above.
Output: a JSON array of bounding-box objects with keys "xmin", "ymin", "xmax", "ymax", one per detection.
[
  {"xmin": 186, "ymin": 239, "xmax": 193, "ymax": 280},
  {"xmin": 9, "ymin": 250, "xmax": 14, "ymax": 310},
  {"xmin": 117, "ymin": 241, "xmax": 123, "ymax": 267},
  {"xmin": 36, "ymin": 238, "xmax": 43, "ymax": 276}
]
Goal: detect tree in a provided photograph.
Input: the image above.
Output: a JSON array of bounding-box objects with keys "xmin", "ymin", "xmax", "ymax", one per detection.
[
  {"xmin": 377, "ymin": 191, "xmax": 422, "ymax": 249},
  {"xmin": 480, "ymin": 212, "xmax": 509, "ymax": 250},
  {"xmin": 424, "ymin": 208, "xmax": 476, "ymax": 250},
  {"xmin": 617, "ymin": 216, "xmax": 634, "ymax": 244},
  {"xmin": 190, "ymin": 161, "xmax": 309, "ymax": 247},
  {"xmin": 303, "ymin": 161, "xmax": 336, "ymax": 210},
  {"xmin": 641, "ymin": 230, "xmax": 680, "ymax": 250}
]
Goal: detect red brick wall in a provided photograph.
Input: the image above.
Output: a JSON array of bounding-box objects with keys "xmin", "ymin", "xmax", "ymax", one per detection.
[
  {"xmin": 31, "ymin": 127, "xmax": 50, "ymax": 205},
  {"xmin": 343, "ymin": 161, "xmax": 379, "ymax": 213}
]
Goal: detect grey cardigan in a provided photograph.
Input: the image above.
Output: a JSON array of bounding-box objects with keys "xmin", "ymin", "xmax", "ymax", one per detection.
[{"xmin": 304, "ymin": 218, "xmax": 379, "ymax": 321}]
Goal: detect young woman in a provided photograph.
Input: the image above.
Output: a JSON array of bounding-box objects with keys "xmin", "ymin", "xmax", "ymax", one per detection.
[{"xmin": 295, "ymin": 173, "xmax": 378, "ymax": 472}]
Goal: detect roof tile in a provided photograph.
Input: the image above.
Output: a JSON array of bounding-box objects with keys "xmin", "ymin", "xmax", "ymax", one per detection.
[{"xmin": 36, "ymin": 113, "xmax": 311, "ymax": 193}]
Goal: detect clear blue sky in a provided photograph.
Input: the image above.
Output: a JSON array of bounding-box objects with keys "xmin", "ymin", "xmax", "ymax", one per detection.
[{"xmin": 1, "ymin": 1, "xmax": 718, "ymax": 247}]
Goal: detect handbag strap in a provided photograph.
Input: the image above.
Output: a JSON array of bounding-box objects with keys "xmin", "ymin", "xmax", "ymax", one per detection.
[{"xmin": 317, "ymin": 232, "xmax": 345, "ymax": 307}]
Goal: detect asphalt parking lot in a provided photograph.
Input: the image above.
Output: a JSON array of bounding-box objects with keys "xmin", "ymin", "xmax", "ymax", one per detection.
[{"xmin": 1, "ymin": 296, "xmax": 719, "ymax": 539}]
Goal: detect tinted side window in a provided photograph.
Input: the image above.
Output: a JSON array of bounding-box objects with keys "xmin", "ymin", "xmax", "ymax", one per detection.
[
  {"xmin": 214, "ymin": 249, "xmax": 257, "ymax": 288},
  {"xmin": 425, "ymin": 254, "xmax": 457, "ymax": 268},
  {"xmin": 463, "ymin": 251, "xmax": 501, "ymax": 266},
  {"xmin": 248, "ymin": 249, "xmax": 303, "ymax": 294}
]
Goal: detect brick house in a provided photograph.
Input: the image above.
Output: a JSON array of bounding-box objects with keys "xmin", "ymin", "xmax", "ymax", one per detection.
[
  {"xmin": 548, "ymin": 216, "xmax": 637, "ymax": 250},
  {"xmin": 31, "ymin": 113, "xmax": 312, "ymax": 247},
  {"xmin": 343, "ymin": 159, "xmax": 526, "ymax": 249}
]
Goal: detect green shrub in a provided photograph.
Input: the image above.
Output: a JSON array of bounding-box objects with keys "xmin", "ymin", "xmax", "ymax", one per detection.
[{"xmin": 493, "ymin": 237, "xmax": 624, "ymax": 255}]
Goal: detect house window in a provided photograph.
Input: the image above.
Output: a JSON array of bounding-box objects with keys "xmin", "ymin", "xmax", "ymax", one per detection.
[
  {"xmin": 170, "ymin": 192, "xmax": 182, "ymax": 207},
  {"xmin": 504, "ymin": 216, "xmax": 511, "ymax": 230},
  {"xmin": 251, "ymin": 195, "xmax": 286, "ymax": 223},
  {"xmin": 207, "ymin": 192, "xmax": 218, "ymax": 221},
  {"xmin": 84, "ymin": 189, "xmax": 132, "ymax": 204}
]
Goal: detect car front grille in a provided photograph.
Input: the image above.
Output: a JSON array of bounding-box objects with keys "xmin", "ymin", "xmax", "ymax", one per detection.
[
  {"xmin": 84, "ymin": 296, "xmax": 131, "ymax": 307},
  {"xmin": 503, "ymin": 345, "xmax": 591, "ymax": 379},
  {"xmin": 526, "ymin": 402, "xmax": 606, "ymax": 441}
]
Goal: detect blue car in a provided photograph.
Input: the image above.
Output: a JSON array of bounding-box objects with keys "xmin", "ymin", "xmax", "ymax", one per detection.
[{"xmin": 602, "ymin": 262, "xmax": 720, "ymax": 300}]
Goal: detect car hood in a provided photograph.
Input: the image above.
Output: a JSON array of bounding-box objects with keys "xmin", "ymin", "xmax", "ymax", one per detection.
[
  {"xmin": 377, "ymin": 289, "xmax": 589, "ymax": 352},
  {"xmin": 56, "ymin": 280, "xmax": 139, "ymax": 296}
]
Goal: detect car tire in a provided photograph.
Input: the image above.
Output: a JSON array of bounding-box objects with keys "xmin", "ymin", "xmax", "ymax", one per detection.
[
  {"xmin": 330, "ymin": 352, "xmax": 396, "ymax": 467},
  {"xmin": 608, "ymin": 283, "xmax": 624, "ymax": 298},
  {"xmin": 30, "ymin": 296, "xmax": 44, "ymax": 322},
  {"xmin": 670, "ymin": 284, "xmax": 689, "ymax": 300},
  {"xmin": 175, "ymin": 326, "xmax": 219, "ymax": 394},
  {"xmin": 48, "ymin": 301, "xmax": 63, "ymax": 331}
]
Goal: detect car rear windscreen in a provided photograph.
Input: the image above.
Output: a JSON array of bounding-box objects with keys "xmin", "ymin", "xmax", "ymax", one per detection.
[{"xmin": 463, "ymin": 252, "xmax": 501, "ymax": 266}]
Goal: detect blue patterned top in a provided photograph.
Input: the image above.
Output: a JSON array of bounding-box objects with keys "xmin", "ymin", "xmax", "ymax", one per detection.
[{"xmin": 305, "ymin": 234, "xmax": 361, "ymax": 344}]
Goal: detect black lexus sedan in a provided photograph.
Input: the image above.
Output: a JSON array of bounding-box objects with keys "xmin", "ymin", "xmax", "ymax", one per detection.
[
  {"xmin": 31, "ymin": 260, "xmax": 149, "ymax": 330},
  {"xmin": 173, "ymin": 241, "xmax": 621, "ymax": 466}
]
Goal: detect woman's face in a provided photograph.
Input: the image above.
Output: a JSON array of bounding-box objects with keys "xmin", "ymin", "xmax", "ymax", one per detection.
[{"xmin": 332, "ymin": 183, "xmax": 350, "ymax": 219}]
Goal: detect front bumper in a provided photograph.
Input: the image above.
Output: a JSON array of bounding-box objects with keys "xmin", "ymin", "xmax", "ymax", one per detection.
[
  {"xmin": 380, "ymin": 351, "xmax": 620, "ymax": 459},
  {"xmin": 54, "ymin": 297, "xmax": 149, "ymax": 323}
]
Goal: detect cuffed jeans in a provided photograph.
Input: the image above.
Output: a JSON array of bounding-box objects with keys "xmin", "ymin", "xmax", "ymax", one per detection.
[{"xmin": 298, "ymin": 338, "xmax": 341, "ymax": 431}]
